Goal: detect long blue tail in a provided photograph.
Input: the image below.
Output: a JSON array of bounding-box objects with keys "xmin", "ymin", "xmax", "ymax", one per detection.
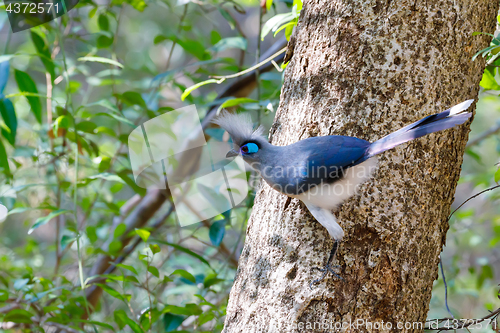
[{"xmin": 365, "ymin": 100, "xmax": 474, "ymax": 159}]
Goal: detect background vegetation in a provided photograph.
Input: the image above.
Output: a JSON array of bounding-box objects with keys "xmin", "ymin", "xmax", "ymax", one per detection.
[{"xmin": 0, "ymin": 0, "xmax": 498, "ymax": 331}]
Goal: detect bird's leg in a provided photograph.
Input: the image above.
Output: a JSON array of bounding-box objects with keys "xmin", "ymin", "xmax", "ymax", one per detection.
[{"xmin": 309, "ymin": 240, "xmax": 343, "ymax": 289}]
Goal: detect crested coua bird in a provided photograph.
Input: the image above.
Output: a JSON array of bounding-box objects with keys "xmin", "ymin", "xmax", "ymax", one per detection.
[{"xmin": 213, "ymin": 100, "xmax": 474, "ymax": 288}]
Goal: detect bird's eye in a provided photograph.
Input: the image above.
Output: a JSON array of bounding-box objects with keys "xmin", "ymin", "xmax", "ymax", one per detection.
[{"xmin": 241, "ymin": 143, "xmax": 258, "ymax": 154}]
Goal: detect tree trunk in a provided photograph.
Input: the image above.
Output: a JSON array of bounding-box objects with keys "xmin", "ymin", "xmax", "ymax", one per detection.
[{"xmin": 223, "ymin": 1, "xmax": 498, "ymax": 332}]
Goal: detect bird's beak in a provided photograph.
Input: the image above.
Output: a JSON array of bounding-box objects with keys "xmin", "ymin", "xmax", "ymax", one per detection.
[{"xmin": 226, "ymin": 149, "xmax": 239, "ymax": 158}]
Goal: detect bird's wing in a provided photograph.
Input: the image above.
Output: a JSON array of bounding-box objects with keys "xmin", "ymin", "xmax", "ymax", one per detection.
[
  {"xmin": 307, "ymin": 136, "xmax": 370, "ymax": 168},
  {"xmin": 304, "ymin": 202, "xmax": 344, "ymax": 240},
  {"xmin": 289, "ymin": 136, "xmax": 370, "ymax": 192}
]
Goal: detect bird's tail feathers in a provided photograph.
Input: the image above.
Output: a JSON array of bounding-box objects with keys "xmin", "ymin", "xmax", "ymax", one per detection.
[{"xmin": 365, "ymin": 100, "xmax": 473, "ymax": 158}]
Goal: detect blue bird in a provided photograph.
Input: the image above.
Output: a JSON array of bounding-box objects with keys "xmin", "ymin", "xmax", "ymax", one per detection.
[{"xmin": 213, "ymin": 100, "xmax": 474, "ymax": 287}]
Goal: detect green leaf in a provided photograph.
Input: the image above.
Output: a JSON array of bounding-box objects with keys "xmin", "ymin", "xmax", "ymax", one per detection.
[
  {"xmin": 177, "ymin": 38, "xmax": 210, "ymax": 60},
  {"xmin": 98, "ymin": 13, "xmax": 110, "ymax": 31},
  {"xmin": 218, "ymin": 7, "xmax": 236, "ymax": 30},
  {"xmin": 68, "ymin": 80, "xmax": 81, "ymax": 93},
  {"xmin": 88, "ymin": 7, "xmax": 98, "ymax": 18},
  {"xmin": 117, "ymin": 170, "xmax": 147, "ymax": 196},
  {"xmin": 86, "ymin": 172, "xmax": 125, "ymax": 183},
  {"xmin": 170, "ymin": 269, "xmax": 196, "ymax": 284},
  {"xmin": 198, "ymin": 312, "xmax": 215, "ymax": 326},
  {"xmin": 4, "ymin": 308, "xmax": 33, "ymax": 324},
  {"xmin": 149, "ymin": 243, "xmax": 161, "ymax": 254},
  {"xmin": 114, "ymin": 223, "xmax": 127, "ymax": 238},
  {"xmin": 114, "ymin": 309, "xmax": 128, "ymax": 329},
  {"xmin": 60, "ymin": 235, "xmax": 75, "ymax": 250},
  {"xmin": 0, "ymin": 99, "xmax": 17, "ymax": 145},
  {"xmin": 30, "ymin": 31, "xmax": 55, "ymax": 80},
  {"xmin": 181, "ymin": 79, "xmax": 219, "ymax": 101},
  {"xmin": 465, "ymin": 149, "xmax": 482, "ymax": 164},
  {"xmin": 261, "ymin": 12, "xmax": 295, "ymax": 40},
  {"xmin": 218, "ymin": 97, "xmax": 257, "ymax": 111},
  {"xmin": 95, "ymin": 126, "xmax": 116, "ymax": 137},
  {"xmin": 0, "ymin": 136, "xmax": 10, "ymax": 176},
  {"xmin": 209, "ymin": 37, "xmax": 247, "ymax": 53},
  {"xmin": 28, "ymin": 209, "xmax": 70, "ymax": 234},
  {"xmin": 139, "ymin": 308, "xmax": 162, "ymax": 331},
  {"xmin": 480, "ymin": 67, "xmax": 500, "ymax": 90},
  {"xmin": 98, "ymin": 156, "xmax": 111, "ymax": 172},
  {"xmin": 86, "ymin": 226, "xmax": 98, "ymax": 243},
  {"xmin": 78, "ymin": 56, "xmax": 124, "ymax": 68},
  {"xmin": 490, "ymin": 236, "xmax": 500, "ymax": 247},
  {"xmin": 0, "ymin": 289, "xmax": 8, "ymax": 301},
  {"xmin": 203, "ymin": 272, "xmax": 224, "ymax": 289},
  {"xmin": 95, "ymin": 283, "xmax": 130, "ymax": 302},
  {"xmin": 153, "ymin": 35, "xmax": 168, "ymax": 44},
  {"xmin": 163, "ymin": 313, "xmax": 185, "ymax": 332},
  {"xmin": 121, "ymin": 91, "xmax": 146, "ymax": 108},
  {"xmin": 274, "ymin": 20, "xmax": 296, "ymax": 37},
  {"xmin": 88, "ymin": 98, "xmax": 119, "ymax": 112},
  {"xmin": 114, "ymin": 263, "xmax": 138, "ymax": 275},
  {"xmin": 266, "ymin": 0, "xmax": 273, "ymax": 11},
  {"xmin": 114, "ymin": 309, "xmax": 144, "ymax": 333},
  {"xmin": 135, "ymin": 228, "xmax": 150, "ymax": 242},
  {"xmin": 210, "ymin": 30, "xmax": 221, "ymax": 45},
  {"xmin": 293, "ymin": 0, "xmax": 303, "ymax": 11},
  {"xmin": 108, "ymin": 240, "xmax": 122, "ymax": 255},
  {"xmin": 152, "ymin": 240, "xmax": 211, "ymax": 268},
  {"xmin": 76, "ymin": 320, "xmax": 114, "ymax": 330},
  {"xmin": 53, "ymin": 115, "xmax": 71, "ymax": 137},
  {"xmin": 209, "ymin": 220, "xmax": 226, "ymax": 246},
  {"xmin": 76, "ymin": 121, "xmax": 97, "ymax": 133},
  {"xmin": 7, "ymin": 207, "xmax": 33, "ymax": 215},
  {"xmin": 127, "ymin": 318, "xmax": 144, "ymax": 333},
  {"xmin": 148, "ymin": 266, "xmax": 159, "ymax": 278},
  {"xmin": 162, "ymin": 304, "xmax": 202, "ymax": 316},
  {"xmin": 477, "ymin": 264, "xmax": 494, "ymax": 289},
  {"xmin": 93, "ymin": 112, "xmax": 134, "ymax": 127},
  {"xmin": 495, "ymin": 168, "xmax": 500, "ymax": 183},
  {"xmin": 123, "ymin": 0, "xmax": 147, "ymax": 12},
  {"xmin": 14, "ymin": 70, "xmax": 42, "ymax": 123},
  {"xmin": 472, "ymin": 31, "xmax": 496, "ymax": 37}
]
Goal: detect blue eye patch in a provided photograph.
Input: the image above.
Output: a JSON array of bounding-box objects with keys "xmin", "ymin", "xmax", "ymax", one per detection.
[{"xmin": 241, "ymin": 142, "xmax": 259, "ymax": 154}]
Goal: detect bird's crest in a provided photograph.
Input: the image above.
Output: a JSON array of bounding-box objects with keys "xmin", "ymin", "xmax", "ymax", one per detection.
[{"xmin": 212, "ymin": 110, "xmax": 264, "ymax": 147}]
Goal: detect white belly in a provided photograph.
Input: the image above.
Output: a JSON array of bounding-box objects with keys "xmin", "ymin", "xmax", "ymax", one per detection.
[{"xmin": 291, "ymin": 157, "xmax": 378, "ymax": 210}]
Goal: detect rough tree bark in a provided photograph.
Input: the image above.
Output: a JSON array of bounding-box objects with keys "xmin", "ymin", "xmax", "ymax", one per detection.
[{"xmin": 223, "ymin": 1, "xmax": 498, "ymax": 332}]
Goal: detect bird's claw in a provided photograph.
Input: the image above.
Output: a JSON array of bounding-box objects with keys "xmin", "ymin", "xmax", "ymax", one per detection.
[
  {"xmin": 309, "ymin": 240, "xmax": 342, "ymax": 289},
  {"xmin": 309, "ymin": 264, "xmax": 343, "ymax": 289}
]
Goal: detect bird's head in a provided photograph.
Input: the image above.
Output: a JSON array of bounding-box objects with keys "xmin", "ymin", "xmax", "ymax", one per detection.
[{"xmin": 212, "ymin": 111, "xmax": 267, "ymax": 167}]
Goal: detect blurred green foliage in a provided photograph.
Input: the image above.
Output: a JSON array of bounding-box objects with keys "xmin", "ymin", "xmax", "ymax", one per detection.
[{"xmin": 0, "ymin": 0, "xmax": 498, "ymax": 332}]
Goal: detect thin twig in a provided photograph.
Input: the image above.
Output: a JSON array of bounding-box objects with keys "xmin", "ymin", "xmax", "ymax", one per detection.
[
  {"xmin": 448, "ymin": 184, "xmax": 500, "ymax": 220},
  {"xmin": 210, "ymin": 47, "xmax": 286, "ymax": 79},
  {"xmin": 164, "ymin": 4, "xmax": 189, "ymax": 72},
  {"xmin": 439, "ymin": 256, "xmax": 454, "ymax": 319},
  {"xmin": 426, "ymin": 307, "xmax": 500, "ymax": 331},
  {"xmin": 466, "ymin": 122, "xmax": 500, "ymax": 148},
  {"xmin": 256, "ymin": 4, "xmax": 263, "ymax": 123},
  {"xmin": 3, "ymin": 29, "xmax": 11, "ymax": 54},
  {"xmin": 223, "ymin": 8, "xmax": 246, "ymax": 69},
  {"xmin": 432, "ymin": 186, "xmax": 500, "ymax": 331},
  {"xmin": 0, "ymin": 303, "xmax": 20, "ymax": 314}
]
